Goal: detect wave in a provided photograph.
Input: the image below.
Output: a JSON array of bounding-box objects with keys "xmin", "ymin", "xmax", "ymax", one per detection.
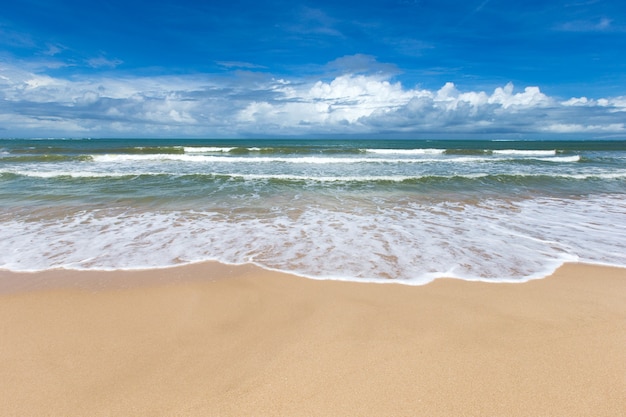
[
  {"xmin": 88, "ymin": 153, "xmax": 582, "ymax": 165},
  {"xmin": 1, "ymin": 195, "xmax": 624, "ymax": 282},
  {"xmin": 540, "ymin": 155, "xmax": 580, "ymax": 163},
  {"xmin": 2, "ymin": 170, "xmax": 146, "ymax": 179},
  {"xmin": 183, "ymin": 146, "xmax": 367, "ymax": 155},
  {"xmin": 363, "ymin": 148, "xmax": 564, "ymax": 158},
  {"xmin": 92, "ymin": 154, "xmax": 386, "ymax": 164},
  {"xmin": 363, "ymin": 148, "xmax": 445, "ymax": 155},
  {"xmin": 5, "ymin": 170, "xmax": 625, "ymax": 182},
  {"xmin": 493, "ymin": 149, "xmax": 557, "ymax": 156},
  {"xmin": 4, "ymin": 145, "xmax": 185, "ymax": 156},
  {"xmin": 444, "ymin": 149, "xmax": 491, "ymax": 156},
  {"xmin": 128, "ymin": 146, "xmax": 184, "ymax": 154},
  {"xmin": 94, "ymin": 154, "xmax": 457, "ymax": 164},
  {"xmin": 0, "ymin": 154, "xmax": 93, "ymax": 163},
  {"xmin": 0, "ymin": 151, "xmax": 580, "ymax": 166},
  {"xmin": 183, "ymin": 146, "xmax": 237, "ymax": 153}
]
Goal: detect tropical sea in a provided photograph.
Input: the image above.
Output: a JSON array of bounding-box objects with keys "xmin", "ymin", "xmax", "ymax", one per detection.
[{"xmin": 1, "ymin": 138, "xmax": 625, "ymax": 284}]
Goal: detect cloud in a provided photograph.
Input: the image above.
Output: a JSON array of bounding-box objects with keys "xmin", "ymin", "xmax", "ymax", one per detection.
[
  {"xmin": 543, "ymin": 123, "xmax": 625, "ymax": 133},
  {"xmin": 237, "ymin": 79, "xmax": 560, "ymax": 135},
  {"xmin": 325, "ymin": 54, "xmax": 400, "ymax": 77},
  {"xmin": 283, "ymin": 6, "xmax": 344, "ymax": 39},
  {"xmin": 43, "ymin": 43, "xmax": 65, "ymax": 56},
  {"xmin": 556, "ymin": 17, "xmax": 615, "ymax": 32},
  {"xmin": 0, "ymin": 26, "xmax": 36, "ymax": 49},
  {"xmin": 86, "ymin": 56, "xmax": 123, "ymax": 69},
  {"xmin": 386, "ymin": 38, "xmax": 434, "ymax": 58},
  {"xmin": 474, "ymin": 0, "xmax": 491, "ymax": 12},
  {"xmin": 1, "ymin": 59, "xmax": 625, "ymax": 138},
  {"xmin": 216, "ymin": 61, "xmax": 268, "ymax": 70}
]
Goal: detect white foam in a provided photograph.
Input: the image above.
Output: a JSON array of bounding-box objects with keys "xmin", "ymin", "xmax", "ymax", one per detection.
[
  {"xmin": 90, "ymin": 153, "xmax": 488, "ymax": 165},
  {"xmin": 93, "ymin": 154, "xmax": 204, "ymax": 162},
  {"xmin": 5, "ymin": 169, "xmax": 625, "ymax": 181},
  {"xmin": 9, "ymin": 170, "xmax": 143, "ymax": 178},
  {"xmin": 1, "ymin": 195, "xmax": 624, "ymax": 284},
  {"xmin": 134, "ymin": 146, "xmax": 184, "ymax": 151},
  {"xmin": 493, "ymin": 149, "xmax": 556, "ymax": 156},
  {"xmin": 234, "ymin": 174, "xmax": 436, "ymax": 182},
  {"xmin": 183, "ymin": 147, "xmax": 235, "ymax": 153},
  {"xmin": 543, "ymin": 172, "xmax": 626, "ymax": 179},
  {"xmin": 364, "ymin": 148, "xmax": 445, "ymax": 155},
  {"xmin": 90, "ymin": 154, "xmax": 391, "ymax": 164},
  {"xmin": 537, "ymin": 155, "xmax": 580, "ymax": 163}
]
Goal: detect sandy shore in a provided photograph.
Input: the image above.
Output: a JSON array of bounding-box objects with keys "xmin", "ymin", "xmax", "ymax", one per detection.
[{"xmin": 1, "ymin": 263, "xmax": 625, "ymax": 416}]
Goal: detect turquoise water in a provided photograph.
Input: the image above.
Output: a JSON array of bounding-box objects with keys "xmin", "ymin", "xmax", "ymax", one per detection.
[{"xmin": 1, "ymin": 138, "xmax": 625, "ymax": 283}]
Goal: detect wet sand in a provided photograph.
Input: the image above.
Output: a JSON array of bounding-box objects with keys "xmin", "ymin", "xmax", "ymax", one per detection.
[{"xmin": 1, "ymin": 262, "xmax": 625, "ymax": 416}]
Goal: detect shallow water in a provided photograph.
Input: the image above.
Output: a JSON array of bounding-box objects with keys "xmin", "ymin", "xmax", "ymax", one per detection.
[{"xmin": 1, "ymin": 138, "xmax": 625, "ymax": 283}]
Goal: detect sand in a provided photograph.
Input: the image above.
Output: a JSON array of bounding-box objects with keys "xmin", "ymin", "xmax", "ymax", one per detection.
[{"xmin": 1, "ymin": 262, "xmax": 625, "ymax": 416}]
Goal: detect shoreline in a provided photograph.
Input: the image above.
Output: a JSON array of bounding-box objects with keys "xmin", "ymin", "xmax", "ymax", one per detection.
[
  {"xmin": 1, "ymin": 262, "xmax": 625, "ymax": 416},
  {"xmin": 2, "ymin": 259, "xmax": 625, "ymax": 294}
]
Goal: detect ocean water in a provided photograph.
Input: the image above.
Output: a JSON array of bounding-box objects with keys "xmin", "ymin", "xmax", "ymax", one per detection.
[{"xmin": 1, "ymin": 138, "xmax": 625, "ymax": 284}]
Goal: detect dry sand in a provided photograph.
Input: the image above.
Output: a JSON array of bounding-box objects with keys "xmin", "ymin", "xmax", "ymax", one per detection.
[{"xmin": 1, "ymin": 262, "xmax": 625, "ymax": 416}]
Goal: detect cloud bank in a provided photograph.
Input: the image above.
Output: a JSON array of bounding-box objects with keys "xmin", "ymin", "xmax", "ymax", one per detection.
[{"xmin": 1, "ymin": 59, "xmax": 625, "ymax": 138}]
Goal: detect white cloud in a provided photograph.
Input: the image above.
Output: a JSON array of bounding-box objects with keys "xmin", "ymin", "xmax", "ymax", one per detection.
[
  {"xmin": 543, "ymin": 123, "xmax": 625, "ymax": 133},
  {"xmin": 1, "ymin": 60, "xmax": 626, "ymax": 138},
  {"xmin": 562, "ymin": 95, "xmax": 626, "ymax": 111},
  {"xmin": 292, "ymin": 7, "xmax": 343, "ymax": 37},
  {"xmin": 556, "ymin": 17, "xmax": 617, "ymax": 32},
  {"xmin": 43, "ymin": 44, "xmax": 65, "ymax": 56},
  {"xmin": 325, "ymin": 54, "xmax": 400, "ymax": 77},
  {"xmin": 216, "ymin": 61, "xmax": 267, "ymax": 70},
  {"xmin": 487, "ymin": 83, "xmax": 552, "ymax": 108},
  {"xmin": 86, "ymin": 56, "xmax": 123, "ymax": 69},
  {"xmin": 562, "ymin": 96, "xmax": 590, "ymax": 106},
  {"xmin": 237, "ymin": 78, "xmax": 559, "ymax": 134}
]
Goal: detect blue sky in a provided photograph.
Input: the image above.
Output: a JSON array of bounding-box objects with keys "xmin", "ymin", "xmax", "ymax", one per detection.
[{"xmin": 1, "ymin": 0, "xmax": 625, "ymax": 138}]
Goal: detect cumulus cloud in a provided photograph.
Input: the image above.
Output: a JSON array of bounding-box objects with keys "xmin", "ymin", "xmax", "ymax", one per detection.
[
  {"xmin": 1, "ymin": 59, "xmax": 625, "ymax": 138},
  {"xmin": 235, "ymin": 78, "xmax": 594, "ymax": 136}
]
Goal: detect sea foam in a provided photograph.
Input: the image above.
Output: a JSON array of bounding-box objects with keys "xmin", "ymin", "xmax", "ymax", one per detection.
[{"xmin": 1, "ymin": 195, "xmax": 624, "ymax": 283}]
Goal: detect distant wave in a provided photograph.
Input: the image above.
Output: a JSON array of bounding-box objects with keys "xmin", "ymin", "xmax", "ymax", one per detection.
[
  {"xmin": 183, "ymin": 146, "xmax": 237, "ymax": 153},
  {"xmin": 363, "ymin": 148, "xmax": 445, "ymax": 155},
  {"xmin": 0, "ymin": 154, "xmax": 93, "ymax": 163},
  {"xmin": 538, "ymin": 155, "xmax": 580, "ymax": 163},
  {"xmin": 3, "ymin": 170, "xmax": 147, "ymax": 179},
  {"xmin": 90, "ymin": 153, "xmax": 581, "ymax": 165},
  {"xmin": 183, "ymin": 146, "xmax": 363, "ymax": 155},
  {"xmin": 493, "ymin": 149, "xmax": 556, "ymax": 156},
  {"xmin": 5, "ymin": 170, "xmax": 624, "ymax": 182}
]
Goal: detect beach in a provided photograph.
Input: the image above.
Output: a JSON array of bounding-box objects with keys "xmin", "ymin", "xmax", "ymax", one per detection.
[
  {"xmin": 3, "ymin": 0, "xmax": 626, "ymax": 412},
  {"xmin": 1, "ymin": 139, "xmax": 625, "ymax": 415},
  {"xmin": 1, "ymin": 262, "xmax": 625, "ymax": 416}
]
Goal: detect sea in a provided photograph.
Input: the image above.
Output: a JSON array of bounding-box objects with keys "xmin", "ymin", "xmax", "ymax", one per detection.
[{"xmin": 1, "ymin": 138, "xmax": 625, "ymax": 284}]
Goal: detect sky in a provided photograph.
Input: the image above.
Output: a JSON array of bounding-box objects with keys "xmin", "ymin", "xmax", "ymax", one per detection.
[{"xmin": 1, "ymin": 0, "xmax": 625, "ymax": 139}]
